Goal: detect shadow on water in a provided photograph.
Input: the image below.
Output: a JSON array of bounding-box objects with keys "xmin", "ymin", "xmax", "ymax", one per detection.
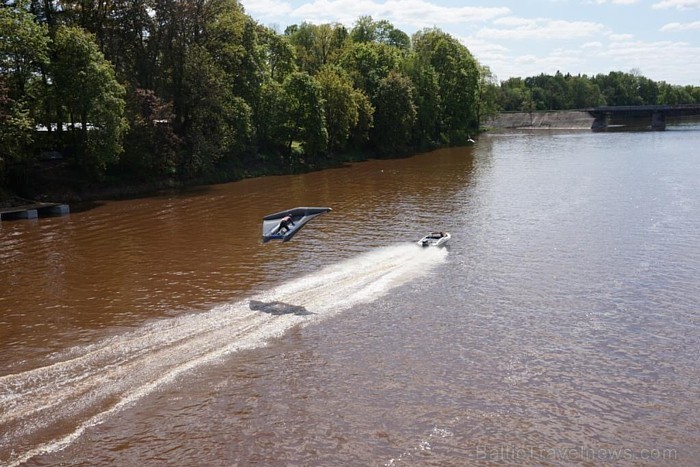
[
  {"xmin": 68, "ymin": 185, "xmax": 217, "ymax": 213},
  {"xmin": 69, "ymin": 200, "xmax": 107, "ymax": 213},
  {"xmin": 249, "ymin": 300, "xmax": 314, "ymax": 316}
]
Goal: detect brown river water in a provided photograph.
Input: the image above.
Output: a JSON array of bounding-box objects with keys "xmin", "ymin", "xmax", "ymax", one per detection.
[{"xmin": 1, "ymin": 127, "xmax": 699, "ymax": 465}]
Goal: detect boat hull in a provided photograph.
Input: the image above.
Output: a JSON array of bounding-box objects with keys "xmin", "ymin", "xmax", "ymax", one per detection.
[{"xmin": 417, "ymin": 232, "xmax": 451, "ymax": 247}]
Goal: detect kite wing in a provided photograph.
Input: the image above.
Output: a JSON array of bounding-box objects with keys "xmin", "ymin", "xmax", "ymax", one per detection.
[{"xmin": 261, "ymin": 207, "xmax": 332, "ymax": 243}]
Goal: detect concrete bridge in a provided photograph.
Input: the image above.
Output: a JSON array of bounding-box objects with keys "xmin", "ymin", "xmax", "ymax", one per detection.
[{"xmin": 588, "ymin": 104, "xmax": 700, "ymax": 131}]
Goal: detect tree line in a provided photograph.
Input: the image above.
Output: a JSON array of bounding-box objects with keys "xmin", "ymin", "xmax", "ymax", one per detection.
[
  {"xmin": 496, "ymin": 70, "xmax": 700, "ymax": 112},
  {"xmin": 1, "ymin": 0, "xmax": 485, "ymax": 199},
  {"xmin": 2, "ymin": 0, "xmax": 699, "ymax": 200}
]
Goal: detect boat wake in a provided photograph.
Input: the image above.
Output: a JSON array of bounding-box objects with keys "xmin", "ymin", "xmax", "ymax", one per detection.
[{"xmin": 0, "ymin": 244, "xmax": 447, "ymax": 466}]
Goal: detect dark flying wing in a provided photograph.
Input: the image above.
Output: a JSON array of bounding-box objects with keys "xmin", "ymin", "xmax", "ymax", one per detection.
[{"xmin": 261, "ymin": 207, "xmax": 332, "ymax": 243}]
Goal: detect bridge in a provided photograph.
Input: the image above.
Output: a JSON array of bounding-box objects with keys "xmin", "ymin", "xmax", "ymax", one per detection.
[{"xmin": 587, "ymin": 104, "xmax": 700, "ymax": 131}]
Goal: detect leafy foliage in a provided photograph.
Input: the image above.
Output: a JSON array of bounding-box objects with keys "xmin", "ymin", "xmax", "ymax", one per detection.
[
  {"xmin": 49, "ymin": 26, "xmax": 128, "ymax": 176},
  {"xmin": 120, "ymin": 88, "xmax": 181, "ymax": 177},
  {"xmin": 0, "ymin": 0, "xmax": 48, "ymax": 179},
  {"xmin": 0, "ymin": 0, "xmax": 49, "ymax": 94},
  {"xmin": 282, "ymin": 72, "xmax": 327, "ymax": 162},
  {"xmin": 316, "ymin": 65, "xmax": 362, "ymax": 154},
  {"xmin": 413, "ymin": 28, "xmax": 480, "ymax": 144},
  {"xmin": 0, "ymin": 76, "xmax": 33, "ymax": 170},
  {"xmin": 371, "ymin": 71, "xmax": 416, "ymax": 156},
  {"xmin": 495, "ymin": 70, "xmax": 699, "ymax": 112}
]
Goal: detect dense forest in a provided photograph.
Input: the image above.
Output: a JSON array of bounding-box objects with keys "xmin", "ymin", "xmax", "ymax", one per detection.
[
  {"xmin": 497, "ymin": 70, "xmax": 700, "ymax": 112},
  {"xmin": 1, "ymin": 0, "xmax": 699, "ymax": 202}
]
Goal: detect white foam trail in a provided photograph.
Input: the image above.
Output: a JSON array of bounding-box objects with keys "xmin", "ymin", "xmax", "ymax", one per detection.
[{"xmin": 0, "ymin": 244, "xmax": 447, "ymax": 466}]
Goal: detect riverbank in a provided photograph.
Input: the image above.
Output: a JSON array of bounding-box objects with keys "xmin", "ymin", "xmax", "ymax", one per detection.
[
  {"xmin": 1, "ymin": 110, "xmax": 595, "ymax": 208},
  {"xmin": 0, "ymin": 151, "xmax": 374, "ymax": 209},
  {"xmin": 485, "ymin": 110, "xmax": 595, "ymax": 130}
]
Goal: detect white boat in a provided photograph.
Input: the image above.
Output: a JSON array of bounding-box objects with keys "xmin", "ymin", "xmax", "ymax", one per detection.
[{"xmin": 417, "ymin": 232, "xmax": 451, "ymax": 247}]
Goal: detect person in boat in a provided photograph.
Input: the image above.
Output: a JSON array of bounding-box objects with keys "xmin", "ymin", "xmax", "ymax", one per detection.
[{"xmin": 278, "ymin": 214, "xmax": 295, "ymax": 234}]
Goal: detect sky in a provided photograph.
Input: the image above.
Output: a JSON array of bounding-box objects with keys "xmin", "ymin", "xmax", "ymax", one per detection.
[{"xmin": 240, "ymin": 0, "xmax": 700, "ymax": 86}]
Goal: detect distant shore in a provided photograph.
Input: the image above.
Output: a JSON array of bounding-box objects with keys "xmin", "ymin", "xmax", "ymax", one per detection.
[{"xmin": 485, "ymin": 110, "xmax": 595, "ymax": 131}]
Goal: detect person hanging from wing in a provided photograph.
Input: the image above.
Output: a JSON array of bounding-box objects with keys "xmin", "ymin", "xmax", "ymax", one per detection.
[{"xmin": 278, "ymin": 214, "xmax": 295, "ymax": 234}]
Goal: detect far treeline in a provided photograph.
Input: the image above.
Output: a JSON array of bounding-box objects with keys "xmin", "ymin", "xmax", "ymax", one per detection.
[
  {"xmin": 497, "ymin": 70, "xmax": 700, "ymax": 112},
  {"xmin": 1, "ymin": 0, "xmax": 699, "ymax": 201}
]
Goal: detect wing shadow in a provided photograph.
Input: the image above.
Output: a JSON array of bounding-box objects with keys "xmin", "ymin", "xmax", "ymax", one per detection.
[{"xmin": 249, "ymin": 300, "xmax": 314, "ymax": 316}]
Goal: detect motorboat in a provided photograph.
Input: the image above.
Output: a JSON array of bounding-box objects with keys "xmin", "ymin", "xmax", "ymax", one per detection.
[{"xmin": 417, "ymin": 232, "xmax": 451, "ymax": 247}]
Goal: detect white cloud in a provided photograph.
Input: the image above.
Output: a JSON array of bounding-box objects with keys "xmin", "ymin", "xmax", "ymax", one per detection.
[
  {"xmin": 286, "ymin": 0, "xmax": 510, "ymax": 28},
  {"xmin": 660, "ymin": 21, "xmax": 700, "ymax": 31},
  {"xmin": 514, "ymin": 54, "xmax": 540, "ymax": 64},
  {"xmin": 652, "ymin": 0, "xmax": 700, "ymax": 9},
  {"xmin": 477, "ymin": 18, "xmax": 605, "ymax": 40},
  {"xmin": 510, "ymin": 50, "xmax": 584, "ymax": 75},
  {"xmin": 592, "ymin": 0, "xmax": 640, "ymax": 4},
  {"xmin": 600, "ymin": 39, "xmax": 700, "ymax": 83},
  {"xmin": 493, "ymin": 38, "xmax": 700, "ymax": 85},
  {"xmin": 384, "ymin": 1, "xmax": 511, "ymax": 25},
  {"xmin": 243, "ymin": 0, "xmax": 293, "ymax": 18},
  {"xmin": 609, "ymin": 33, "xmax": 635, "ymax": 40},
  {"xmin": 492, "ymin": 16, "xmax": 533, "ymax": 27},
  {"xmin": 453, "ymin": 35, "xmax": 511, "ymax": 69},
  {"xmin": 581, "ymin": 41, "xmax": 604, "ymax": 48}
]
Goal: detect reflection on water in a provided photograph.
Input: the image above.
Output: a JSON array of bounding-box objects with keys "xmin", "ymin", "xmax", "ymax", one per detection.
[{"xmin": 1, "ymin": 129, "xmax": 699, "ymax": 465}]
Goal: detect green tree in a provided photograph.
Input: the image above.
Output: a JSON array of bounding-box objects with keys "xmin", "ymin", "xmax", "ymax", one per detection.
[
  {"xmin": 525, "ymin": 72, "xmax": 570, "ymax": 110},
  {"xmin": 55, "ymin": 0, "xmax": 154, "ymax": 87},
  {"xmin": 0, "ymin": 0, "xmax": 49, "ymax": 95},
  {"xmin": 149, "ymin": 0, "xmax": 206, "ymax": 129},
  {"xmin": 258, "ymin": 25, "xmax": 297, "ymax": 82},
  {"xmin": 348, "ymin": 90, "xmax": 373, "ymax": 151},
  {"xmin": 637, "ymin": 76, "xmax": 659, "ymax": 104},
  {"xmin": 286, "ymin": 22, "xmax": 348, "ymax": 75},
  {"xmin": 205, "ymin": 2, "xmax": 262, "ymax": 105},
  {"xmin": 371, "ymin": 71, "xmax": 416, "ymax": 156},
  {"xmin": 50, "ymin": 25, "xmax": 128, "ymax": 176},
  {"xmin": 403, "ymin": 53, "xmax": 440, "ymax": 148},
  {"xmin": 413, "ymin": 28, "xmax": 479, "ymax": 144},
  {"xmin": 499, "ymin": 77, "xmax": 528, "ymax": 111},
  {"xmin": 338, "ymin": 41, "xmax": 400, "ymax": 98},
  {"xmin": 593, "ymin": 71, "xmax": 643, "ymax": 106},
  {"xmin": 350, "ymin": 16, "xmax": 410, "ymax": 50},
  {"xmin": 476, "ymin": 65, "xmax": 500, "ymax": 129},
  {"xmin": 120, "ymin": 88, "xmax": 181, "ymax": 177},
  {"xmin": 0, "ymin": 77, "xmax": 34, "ymax": 186},
  {"xmin": 180, "ymin": 44, "xmax": 252, "ymax": 176},
  {"xmin": 350, "ymin": 16, "xmax": 377, "ymax": 43},
  {"xmin": 689, "ymin": 85, "xmax": 700, "ymax": 104},
  {"xmin": 255, "ymin": 80, "xmax": 289, "ymax": 156},
  {"xmin": 375, "ymin": 19, "xmax": 411, "ymax": 50},
  {"xmin": 569, "ymin": 75, "xmax": 605, "ymax": 108},
  {"xmin": 0, "ymin": 0, "xmax": 49, "ymax": 182},
  {"xmin": 316, "ymin": 65, "xmax": 361, "ymax": 154},
  {"xmin": 282, "ymin": 72, "xmax": 328, "ymax": 162}
]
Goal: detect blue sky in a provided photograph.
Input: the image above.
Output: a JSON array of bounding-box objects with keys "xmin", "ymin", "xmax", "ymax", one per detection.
[{"xmin": 241, "ymin": 0, "xmax": 700, "ymax": 85}]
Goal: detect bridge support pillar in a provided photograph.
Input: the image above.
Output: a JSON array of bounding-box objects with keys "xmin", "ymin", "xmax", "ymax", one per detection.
[
  {"xmin": 651, "ymin": 111, "xmax": 666, "ymax": 130},
  {"xmin": 591, "ymin": 114, "xmax": 608, "ymax": 131}
]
